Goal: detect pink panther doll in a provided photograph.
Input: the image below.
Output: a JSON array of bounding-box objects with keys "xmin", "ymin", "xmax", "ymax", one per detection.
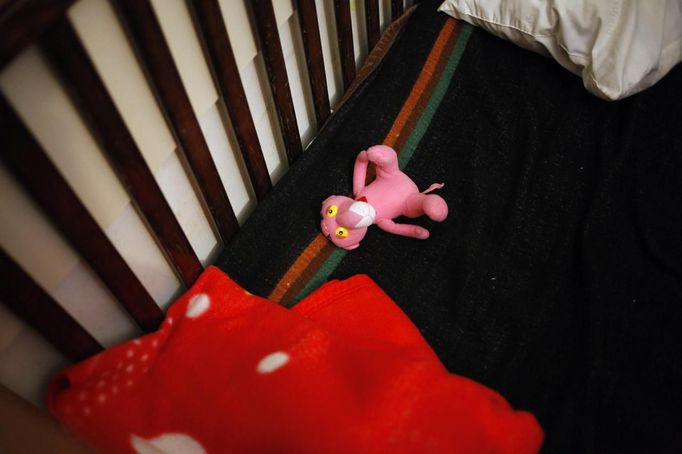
[{"xmin": 320, "ymin": 145, "xmax": 448, "ymax": 250}]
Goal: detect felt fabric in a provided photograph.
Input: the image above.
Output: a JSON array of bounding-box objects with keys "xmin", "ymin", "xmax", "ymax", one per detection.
[
  {"xmin": 216, "ymin": 1, "xmax": 682, "ymax": 452},
  {"xmin": 47, "ymin": 267, "xmax": 543, "ymax": 453}
]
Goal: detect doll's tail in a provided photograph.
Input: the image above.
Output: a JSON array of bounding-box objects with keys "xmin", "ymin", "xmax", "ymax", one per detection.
[{"xmin": 422, "ymin": 183, "xmax": 445, "ymax": 194}]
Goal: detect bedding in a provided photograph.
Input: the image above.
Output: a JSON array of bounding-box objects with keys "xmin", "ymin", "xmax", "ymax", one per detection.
[
  {"xmin": 48, "ymin": 267, "xmax": 542, "ymax": 453},
  {"xmin": 438, "ymin": 0, "xmax": 682, "ymax": 100},
  {"xmin": 215, "ymin": 0, "xmax": 682, "ymax": 452}
]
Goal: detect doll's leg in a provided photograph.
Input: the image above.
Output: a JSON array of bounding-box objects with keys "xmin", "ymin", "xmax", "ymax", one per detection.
[
  {"xmin": 404, "ymin": 193, "xmax": 448, "ymax": 221},
  {"xmin": 377, "ymin": 219, "xmax": 430, "ymax": 239}
]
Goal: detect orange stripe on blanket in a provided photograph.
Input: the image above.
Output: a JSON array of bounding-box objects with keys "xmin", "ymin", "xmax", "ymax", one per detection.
[
  {"xmin": 269, "ymin": 20, "xmax": 457, "ymax": 304},
  {"xmin": 268, "ymin": 234, "xmax": 331, "ymax": 302},
  {"xmin": 279, "ymin": 240, "xmax": 336, "ymax": 305},
  {"xmin": 383, "ymin": 19, "xmax": 457, "ymax": 148},
  {"xmin": 392, "ymin": 23, "xmax": 460, "ymax": 153}
]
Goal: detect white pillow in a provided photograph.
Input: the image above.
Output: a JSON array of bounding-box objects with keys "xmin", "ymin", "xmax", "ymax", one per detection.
[{"xmin": 438, "ymin": 0, "xmax": 682, "ymax": 100}]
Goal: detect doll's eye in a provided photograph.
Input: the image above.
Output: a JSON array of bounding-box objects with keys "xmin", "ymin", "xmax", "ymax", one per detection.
[
  {"xmin": 335, "ymin": 227, "xmax": 348, "ymax": 238},
  {"xmin": 326, "ymin": 205, "xmax": 338, "ymax": 217}
]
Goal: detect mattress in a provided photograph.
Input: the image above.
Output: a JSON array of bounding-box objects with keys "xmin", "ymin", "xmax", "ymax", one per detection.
[{"xmin": 216, "ymin": 0, "xmax": 682, "ymax": 451}]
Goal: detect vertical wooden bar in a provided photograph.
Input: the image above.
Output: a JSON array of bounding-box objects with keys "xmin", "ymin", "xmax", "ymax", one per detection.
[
  {"xmin": 187, "ymin": 0, "xmax": 272, "ymax": 201},
  {"xmin": 0, "ymin": 250, "xmax": 103, "ymax": 363},
  {"xmin": 0, "ymin": 384, "xmax": 93, "ymax": 452},
  {"xmin": 0, "ymin": 95, "xmax": 164, "ymax": 332},
  {"xmin": 391, "ymin": 0, "xmax": 404, "ymax": 21},
  {"xmin": 0, "ymin": 384, "xmax": 94, "ymax": 452},
  {"xmin": 295, "ymin": 0, "xmax": 331, "ymax": 128},
  {"xmin": 113, "ymin": 0, "xmax": 240, "ymax": 243},
  {"xmin": 365, "ymin": 0, "xmax": 380, "ymax": 51},
  {"xmin": 250, "ymin": 0, "xmax": 303, "ymax": 163},
  {"xmin": 0, "ymin": 0, "xmax": 75, "ymax": 70},
  {"xmin": 333, "ymin": 0, "xmax": 356, "ymax": 90},
  {"xmin": 40, "ymin": 18, "xmax": 203, "ymax": 287}
]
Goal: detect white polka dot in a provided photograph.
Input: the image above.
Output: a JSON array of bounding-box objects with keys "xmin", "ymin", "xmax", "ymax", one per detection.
[
  {"xmin": 126, "ymin": 380, "xmax": 134, "ymax": 387},
  {"xmin": 257, "ymin": 351, "xmax": 290, "ymax": 374},
  {"xmin": 152, "ymin": 340, "xmax": 159, "ymax": 348},
  {"xmin": 167, "ymin": 317, "xmax": 173, "ymax": 326},
  {"xmin": 112, "ymin": 385, "xmax": 119, "ymax": 395},
  {"xmin": 126, "ymin": 364, "xmax": 135, "ymax": 373},
  {"xmin": 141, "ymin": 354, "xmax": 149, "ymax": 362},
  {"xmin": 133, "ymin": 339, "xmax": 142, "ymax": 345},
  {"xmin": 127, "ymin": 349, "xmax": 135, "ymax": 358},
  {"xmin": 130, "ymin": 433, "xmax": 206, "ymax": 454},
  {"xmin": 97, "ymin": 394, "xmax": 107, "ymax": 404},
  {"xmin": 96, "ymin": 381, "xmax": 105, "ymax": 388},
  {"xmin": 83, "ymin": 407, "xmax": 91, "ymax": 416},
  {"xmin": 186, "ymin": 294, "xmax": 210, "ymax": 318}
]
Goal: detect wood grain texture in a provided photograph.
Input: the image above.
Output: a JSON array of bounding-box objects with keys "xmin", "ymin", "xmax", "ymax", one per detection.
[
  {"xmin": 0, "ymin": 95, "xmax": 163, "ymax": 332},
  {"xmin": 295, "ymin": 0, "xmax": 330, "ymax": 128},
  {"xmin": 40, "ymin": 17, "xmax": 203, "ymax": 287},
  {"xmin": 188, "ymin": 0, "xmax": 272, "ymax": 201},
  {"xmin": 113, "ymin": 0, "xmax": 239, "ymax": 243},
  {"xmin": 333, "ymin": 0, "xmax": 355, "ymax": 90},
  {"xmin": 250, "ymin": 0, "xmax": 303, "ymax": 164},
  {"xmin": 0, "ymin": 0, "xmax": 75, "ymax": 70},
  {"xmin": 364, "ymin": 0, "xmax": 380, "ymax": 51},
  {"xmin": 0, "ymin": 249, "xmax": 102, "ymax": 363},
  {"xmin": 391, "ymin": 0, "xmax": 404, "ymax": 21}
]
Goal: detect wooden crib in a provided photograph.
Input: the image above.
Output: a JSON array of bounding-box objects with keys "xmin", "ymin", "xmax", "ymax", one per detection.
[
  {"xmin": 3, "ymin": 1, "xmax": 682, "ymax": 451},
  {"xmin": 0, "ymin": 0, "xmax": 413, "ymax": 423}
]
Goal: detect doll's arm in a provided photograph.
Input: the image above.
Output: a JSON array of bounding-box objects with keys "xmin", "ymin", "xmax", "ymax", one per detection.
[
  {"xmin": 377, "ymin": 219, "xmax": 430, "ymax": 239},
  {"xmin": 353, "ymin": 150, "xmax": 370, "ymax": 197},
  {"xmin": 354, "ymin": 146, "xmax": 401, "ymax": 196},
  {"xmin": 366, "ymin": 145, "xmax": 399, "ymax": 178}
]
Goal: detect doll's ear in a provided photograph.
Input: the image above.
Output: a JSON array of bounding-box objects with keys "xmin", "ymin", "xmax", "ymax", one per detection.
[{"xmin": 322, "ymin": 195, "xmax": 336, "ymax": 205}]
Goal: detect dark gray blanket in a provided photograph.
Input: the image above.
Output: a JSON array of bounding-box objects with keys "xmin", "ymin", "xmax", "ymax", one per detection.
[{"xmin": 217, "ymin": 1, "xmax": 682, "ymax": 451}]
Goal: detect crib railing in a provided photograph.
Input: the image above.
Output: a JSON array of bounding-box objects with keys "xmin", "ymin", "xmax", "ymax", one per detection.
[{"xmin": 0, "ymin": 0, "xmax": 412, "ymax": 386}]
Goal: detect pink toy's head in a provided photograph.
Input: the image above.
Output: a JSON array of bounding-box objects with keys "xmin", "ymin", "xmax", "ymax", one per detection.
[{"xmin": 320, "ymin": 195, "xmax": 369, "ymax": 250}]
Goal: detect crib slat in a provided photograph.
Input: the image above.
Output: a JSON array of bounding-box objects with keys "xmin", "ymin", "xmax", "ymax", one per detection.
[
  {"xmin": 391, "ymin": 0, "xmax": 404, "ymax": 21},
  {"xmin": 0, "ymin": 0, "xmax": 75, "ymax": 70},
  {"xmin": 40, "ymin": 18, "xmax": 202, "ymax": 287},
  {"xmin": 333, "ymin": 0, "xmax": 356, "ymax": 90},
  {"xmin": 250, "ymin": 0, "xmax": 303, "ymax": 164},
  {"xmin": 296, "ymin": 0, "xmax": 331, "ymax": 128},
  {"xmin": 0, "ymin": 96, "xmax": 164, "ymax": 333},
  {"xmin": 188, "ymin": 0, "xmax": 272, "ymax": 201},
  {"xmin": 0, "ymin": 250, "xmax": 103, "ymax": 363},
  {"xmin": 365, "ymin": 0, "xmax": 380, "ymax": 51},
  {"xmin": 112, "ymin": 0, "xmax": 239, "ymax": 243}
]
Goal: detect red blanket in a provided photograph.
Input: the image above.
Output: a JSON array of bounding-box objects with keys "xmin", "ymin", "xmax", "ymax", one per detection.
[{"xmin": 48, "ymin": 267, "xmax": 542, "ymax": 453}]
